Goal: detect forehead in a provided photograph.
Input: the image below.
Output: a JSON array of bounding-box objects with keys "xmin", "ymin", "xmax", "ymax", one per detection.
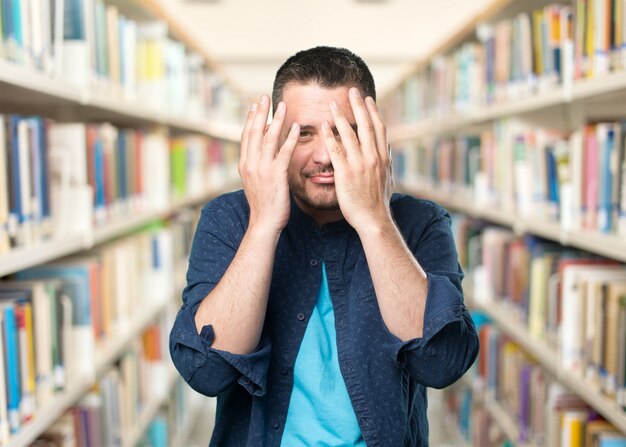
[{"xmin": 281, "ymin": 83, "xmax": 355, "ymax": 123}]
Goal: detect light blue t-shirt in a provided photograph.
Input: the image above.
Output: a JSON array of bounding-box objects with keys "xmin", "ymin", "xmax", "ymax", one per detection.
[{"xmin": 281, "ymin": 263, "xmax": 366, "ymax": 446}]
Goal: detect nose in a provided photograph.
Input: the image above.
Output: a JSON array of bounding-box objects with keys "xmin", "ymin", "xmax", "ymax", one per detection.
[{"xmin": 311, "ymin": 136, "xmax": 332, "ymax": 167}]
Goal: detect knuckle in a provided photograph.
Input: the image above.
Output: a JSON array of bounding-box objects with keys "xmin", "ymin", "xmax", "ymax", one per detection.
[{"xmin": 247, "ymin": 127, "xmax": 258, "ymax": 139}]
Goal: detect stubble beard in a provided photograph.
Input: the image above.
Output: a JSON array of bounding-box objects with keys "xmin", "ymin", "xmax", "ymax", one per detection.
[{"xmin": 288, "ymin": 173, "xmax": 340, "ymax": 211}]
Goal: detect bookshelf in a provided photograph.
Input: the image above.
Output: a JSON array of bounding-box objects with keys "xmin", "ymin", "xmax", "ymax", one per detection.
[
  {"xmin": 385, "ymin": 0, "xmax": 626, "ymax": 445},
  {"xmin": 0, "ymin": 184, "xmax": 237, "ymax": 279},
  {"xmin": 9, "ymin": 288, "xmax": 172, "ymax": 447},
  {"xmin": 0, "ymin": 58, "xmax": 242, "ymax": 138},
  {"xmin": 0, "ymin": 0, "xmax": 243, "ymax": 444},
  {"xmin": 122, "ymin": 363, "xmax": 178, "ymax": 447},
  {"xmin": 472, "ymin": 298, "xmax": 626, "ymax": 435}
]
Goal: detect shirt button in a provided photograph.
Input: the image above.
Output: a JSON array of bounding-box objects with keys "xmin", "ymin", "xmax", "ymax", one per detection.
[
  {"xmin": 272, "ymin": 421, "xmax": 279, "ymax": 430},
  {"xmin": 242, "ymin": 377, "xmax": 251, "ymax": 385},
  {"xmin": 281, "ymin": 367, "xmax": 289, "ymax": 376},
  {"xmin": 297, "ymin": 312, "xmax": 305, "ymax": 321},
  {"xmin": 310, "ymin": 259, "xmax": 318, "ymax": 267}
]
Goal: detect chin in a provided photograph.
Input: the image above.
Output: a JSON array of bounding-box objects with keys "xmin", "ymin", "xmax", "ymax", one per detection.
[{"xmin": 295, "ymin": 186, "xmax": 339, "ymax": 211}]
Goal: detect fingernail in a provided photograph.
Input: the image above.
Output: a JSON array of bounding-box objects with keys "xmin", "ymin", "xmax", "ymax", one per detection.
[
  {"xmin": 260, "ymin": 95, "xmax": 268, "ymax": 106},
  {"xmin": 276, "ymin": 102, "xmax": 285, "ymax": 114},
  {"xmin": 330, "ymin": 101, "xmax": 339, "ymax": 110},
  {"xmin": 351, "ymin": 88, "xmax": 360, "ymax": 97},
  {"xmin": 251, "ymin": 102, "xmax": 258, "ymax": 112},
  {"xmin": 366, "ymin": 97, "xmax": 375, "ymax": 105}
]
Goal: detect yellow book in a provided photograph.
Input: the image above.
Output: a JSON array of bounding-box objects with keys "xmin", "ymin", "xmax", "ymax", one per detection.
[
  {"xmin": 24, "ymin": 303, "xmax": 36, "ymax": 401},
  {"xmin": 529, "ymin": 254, "xmax": 552, "ymax": 340},
  {"xmin": 533, "ymin": 10, "xmax": 545, "ymax": 75},
  {"xmin": 587, "ymin": 0, "xmax": 596, "ymax": 77},
  {"xmin": 570, "ymin": 417, "xmax": 583, "ymax": 447}
]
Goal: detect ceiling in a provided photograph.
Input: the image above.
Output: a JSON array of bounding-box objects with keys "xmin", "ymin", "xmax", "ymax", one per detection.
[{"xmin": 168, "ymin": 0, "xmax": 493, "ymax": 99}]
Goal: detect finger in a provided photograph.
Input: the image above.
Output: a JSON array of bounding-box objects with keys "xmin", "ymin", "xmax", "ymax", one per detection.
[
  {"xmin": 329, "ymin": 100, "xmax": 361, "ymax": 159},
  {"xmin": 277, "ymin": 122, "xmax": 300, "ymax": 168},
  {"xmin": 365, "ymin": 96, "xmax": 389, "ymax": 162},
  {"xmin": 248, "ymin": 94, "xmax": 271, "ymax": 162},
  {"xmin": 321, "ymin": 121, "xmax": 348, "ymax": 171},
  {"xmin": 348, "ymin": 88, "xmax": 377, "ymax": 160},
  {"xmin": 239, "ymin": 102, "xmax": 258, "ymax": 169},
  {"xmin": 262, "ymin": 101, "xmax": 287, "ymax": 162}
]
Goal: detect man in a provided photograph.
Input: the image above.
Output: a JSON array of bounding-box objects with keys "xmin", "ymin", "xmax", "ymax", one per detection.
[{"xmin": 170, "ymin": 46, "xmax": 478, "ymax": 446}]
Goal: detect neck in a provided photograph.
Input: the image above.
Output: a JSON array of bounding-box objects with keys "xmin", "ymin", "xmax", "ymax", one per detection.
[{"xmin": 293, "ymin": 196, "xmax": 344, "ymax": 226}]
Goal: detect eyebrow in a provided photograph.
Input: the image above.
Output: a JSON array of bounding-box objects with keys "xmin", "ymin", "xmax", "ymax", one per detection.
[{"xmin": 299, "ymin": 123, "xmax": 359, "ymax": 133}]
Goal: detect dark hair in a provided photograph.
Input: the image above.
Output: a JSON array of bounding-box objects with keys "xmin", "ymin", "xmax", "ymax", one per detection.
[{"xmin": 272, "ymin": 46, "xmax": 376, "ymax": 111}]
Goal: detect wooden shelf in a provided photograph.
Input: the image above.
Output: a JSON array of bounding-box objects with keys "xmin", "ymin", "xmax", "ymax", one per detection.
[
  {"xmin": 0, "ymin": 235, "xmax": 89, "ymax": 278},
  {"xmin": 399, "ymin": 184, "xmax": 626, "ymax": 262},
  {"xmin": 123, "ymin": 364, "xmax": 179, "ymax": 447},
  {"xmin": 483, "ymin": 392, "xmax": 539, "ymax": 447},
  {"xmin": 0, "ymin": 183, "xmax": 240, "ymax": 279},
  {"xmin": 0, "ymin": 60, "xmax": 242, "ymax": 142},
  {"xmin": 8, "ymin": 293, "xmax": 174, "ymax": 447},
  {"xmin": 473, "ymin": 299, "xmax": 626, "ymax": 435},
  {"xmin": 388, "ymin": 72, "xmax": 626, "ymax": 142}
]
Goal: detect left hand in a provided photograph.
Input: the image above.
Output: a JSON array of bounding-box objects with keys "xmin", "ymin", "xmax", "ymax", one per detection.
[{"xmin": 321, "ymin": 87, "xmax": 394, "ymax": 232}]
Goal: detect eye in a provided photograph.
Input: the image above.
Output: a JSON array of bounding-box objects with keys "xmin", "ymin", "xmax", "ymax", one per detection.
[{"xmin": 299, "ymin": 130, "xmax": 313, "ymax": 139}]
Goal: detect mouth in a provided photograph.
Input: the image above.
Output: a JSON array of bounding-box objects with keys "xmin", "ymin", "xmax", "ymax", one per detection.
[{"xmin": 309, "ymin": 173, "xmax": 335, "ymax": 184}]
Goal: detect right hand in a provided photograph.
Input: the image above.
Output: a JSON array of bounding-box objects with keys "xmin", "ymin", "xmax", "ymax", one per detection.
[{"xmin": 239, "ymin": 95, "xmax": 300, "ymax": 234}]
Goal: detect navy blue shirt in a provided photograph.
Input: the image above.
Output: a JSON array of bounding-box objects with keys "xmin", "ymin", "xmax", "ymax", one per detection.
[{"xmin": 169, "ymin": 190, "xmax": 479, "ymax": 446}]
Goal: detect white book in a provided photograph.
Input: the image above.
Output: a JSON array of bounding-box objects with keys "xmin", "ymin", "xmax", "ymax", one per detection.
[
  {"xmin": 141, "ymin": 131, "xmax": 170, "ymax": 211},
  {"xmin": 122, "ymin": 19, "xmax": 137, "ymax": 100},
  {"xmin": 561, "ymin": 266, "xmax": 626, "ymax": 374},
  {"xmin": 17, "ymin": 120, "xmax": 33, "ymax": 246},
  {"xmin": 568, "ymin": 130, "xmax": 583, "ymax": 231},
  {"xmin": 0, "ymin": 116, "xmax": 9, "ymax": 253}
]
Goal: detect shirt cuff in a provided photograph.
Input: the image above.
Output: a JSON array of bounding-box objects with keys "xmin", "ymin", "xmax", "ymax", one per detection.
[
  {"xmin": 170, "ymin": 303, "xmax": 271, "ymax": 396},
  {"xmin": 383, "ymin": 272, "xmax": 465, "ymax": 367}
]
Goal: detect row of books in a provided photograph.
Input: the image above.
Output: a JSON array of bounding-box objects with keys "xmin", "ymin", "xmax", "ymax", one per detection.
[
  {"xmin": 33, "ymin": 317, "xmax": 172, "ymax": 447},
  {"xmin": 0, "ymin": 114, "xmax": 239, "ymax": 253},
  {"xmin": 445, "ymin": 317, "xmax": 626, "ymax": 446},
  {"xmin": 0, "ymin": 214, "xmax": 197, "ymax": 441},
  {"xmin": 383, "ymin": 1, "xmax": 626, "ymax": 123},
  {"xmin": 0, "ymin": 0, "xmax": 242, "ymax": 123},
  {"xmin": 393, "ymin": 119, "xmax": 626, "ymax": 237},
  {"xmin": 451, "ymin": 215, "xmax": 626, "ymax": 411}
]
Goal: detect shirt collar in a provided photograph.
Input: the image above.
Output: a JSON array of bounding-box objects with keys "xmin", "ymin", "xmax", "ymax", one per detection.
[{"xmin": 289, "ymin": 194, "xmax": 353, "ymax": 236}]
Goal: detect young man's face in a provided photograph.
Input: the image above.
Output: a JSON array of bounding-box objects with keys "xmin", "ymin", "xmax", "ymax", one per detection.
[{"xmin": 279, "ymin": 83, "xmax": 358, "ymax": 224}]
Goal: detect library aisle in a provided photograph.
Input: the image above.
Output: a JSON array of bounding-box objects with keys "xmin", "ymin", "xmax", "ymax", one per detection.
[{"xmin": 4, "ymin": 0, "xmax": 626, "ymax": 445}]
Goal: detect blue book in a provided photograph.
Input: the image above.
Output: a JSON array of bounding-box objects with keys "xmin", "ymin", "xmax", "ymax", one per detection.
[
  {"xmin": 63, "ymin": 0, "xmax": 85, "ymax": 40},
  {"xmin": 545, "ymin": 146, "xmax": 559, "ymax": 219},
  {"xmin": 94, "ymin": 137, "xmax": 106, "ymax": 213},
  {"xmin": 37, "ymin": 118, "xmax": 51, "ymax": 220},
  {"xmin": 600, "ymin": 437, "xmax": 626, "ymax": 447},
  {"xmin": 2, "ymin": 303, "xmax": 20, "ymax": 433},
  {"xmin": 9, "ymin": 0, "xmax": 21, "ymax": 49},
  {"xmin": 16, "ymin": 264, "xmax": 92, "ymax": 326},
  {"xmin": 599, "ymin": 126, "xmax": 615, "ymax": 233},
  {"xmin": 8, "ymin": 116, "xmax": 22, "ymax": 230},
  {"xmin": 147, "ymin": 416, "xmax": 168, "ymax": 447}
]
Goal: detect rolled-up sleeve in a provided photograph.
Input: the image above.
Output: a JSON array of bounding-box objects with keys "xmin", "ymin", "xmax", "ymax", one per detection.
[
  {"xmin": 384, "ymin": 203, "xmax": 479, "ymax": 388},
  {"xmin": 169, "ymin": 195, "xmax": 272, "ymax": 397}
]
